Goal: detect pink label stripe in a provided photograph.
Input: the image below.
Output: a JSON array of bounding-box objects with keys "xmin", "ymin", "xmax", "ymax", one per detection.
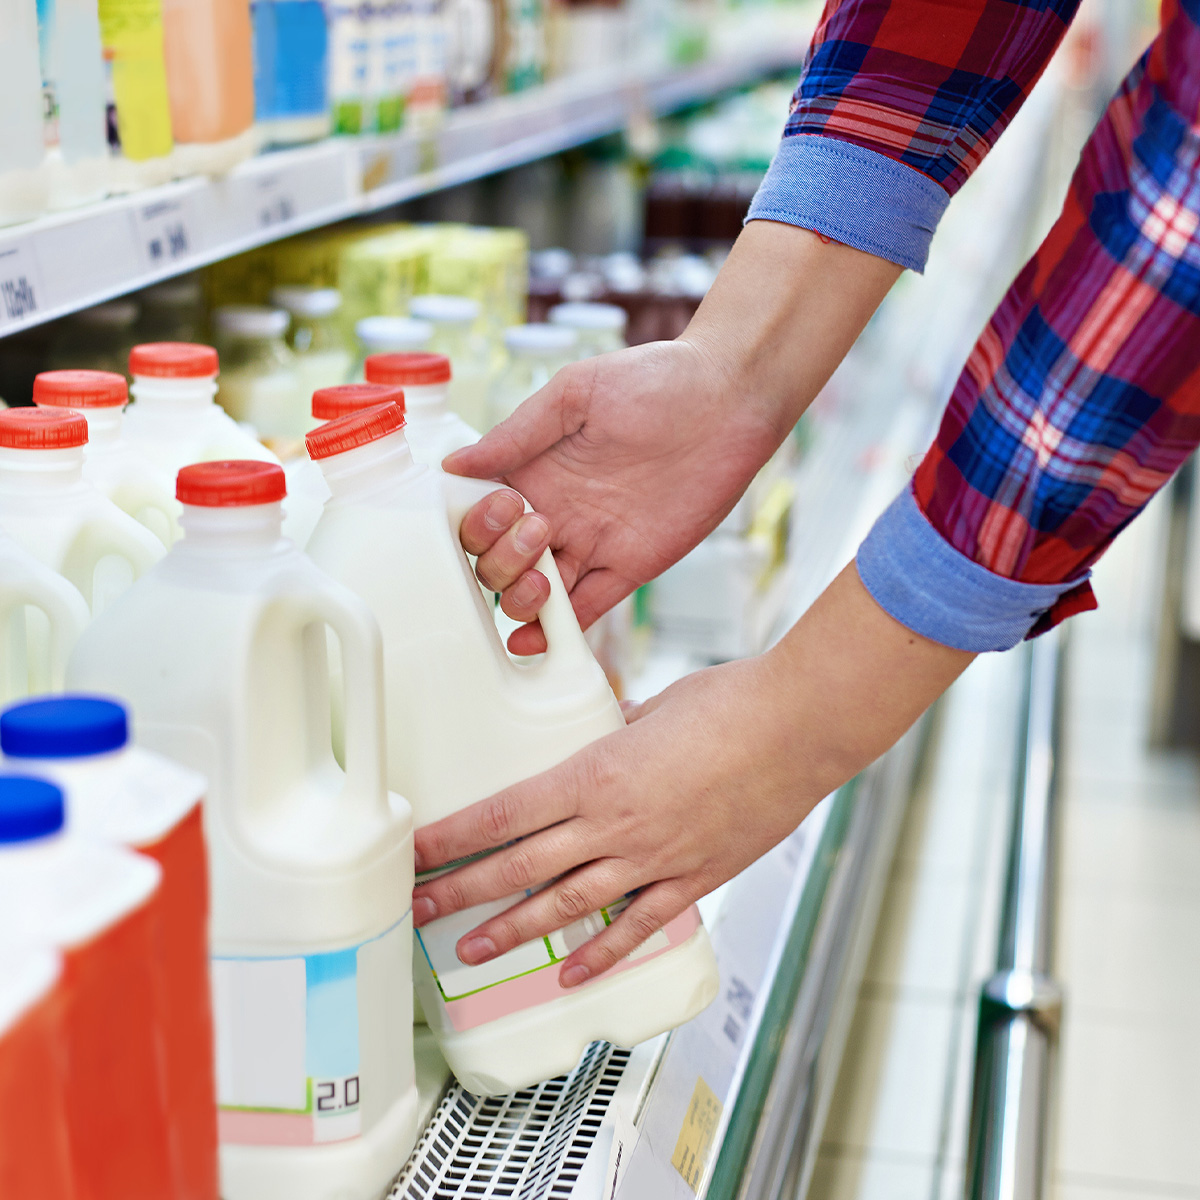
[
  {"xmin": 444, "ymin": 907, "xmax": 702, "ymax": 1031},
  {"xmin": 219, "ymin": 1109, "xmax": 314, "ymax": 1146}
]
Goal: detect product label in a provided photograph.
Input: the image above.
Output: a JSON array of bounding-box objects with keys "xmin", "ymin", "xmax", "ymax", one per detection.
[
  {"xmin": 671, "ymin": 1075, "xmax": 722, "ymax": 1193},
  {"xmin": 35, "ymin": 0, "xmax": 60, "ymax": 150},
  {"xmin": 251, "ymin": 0, "xmax": 329, "ymax": 122},
  {"xmin": 96, "ymin": 0, "xmax": 173, "ymax": 160},
  {"xmin": 212, "ymin": 917, "xmax": 406, "ymax": 1147},
  {"xmin": 415, "ymin": 885, "xmax": 700, "ymax": 1032},
  {"xmin": 327, "ymin": 0, "xmax": 371, "ymax": 133}
]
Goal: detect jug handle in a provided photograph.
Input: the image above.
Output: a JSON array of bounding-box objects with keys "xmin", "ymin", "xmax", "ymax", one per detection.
[
  {"xmin": 78, "ymin": 514, "xmax": 166, "ymax": 584},
  {"xmin": 442, "ymin": 476, "xmax": 598, "ymax": 676},
  {"xmin": 301, "ymin": 587, "xmax": 391, "ymax": 819},
  {"xmin": 111, "ymin": 479, "xmax": 181, "ymax": 548},
  {"xmin": 0, "ymin": 563, "xmax": 90, "ymax": 690}
]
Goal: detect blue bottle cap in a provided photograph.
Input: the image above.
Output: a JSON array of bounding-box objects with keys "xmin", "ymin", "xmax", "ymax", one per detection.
[
  {"xmin": 1, "ymin": 696, "xmax": 129, "ymax": 759},
  {"xmin": 0, "ymin": 775, "xmax": 65, "ymax": 843}
]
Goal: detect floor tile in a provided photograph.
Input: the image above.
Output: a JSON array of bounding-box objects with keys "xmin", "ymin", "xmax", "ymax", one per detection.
[{"xmin": 808, "ymin": 1149, "xmax": 935, "ymax": 1200}]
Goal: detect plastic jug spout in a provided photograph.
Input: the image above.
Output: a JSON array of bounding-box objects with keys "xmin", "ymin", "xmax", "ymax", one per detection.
[
  {"xmin": 316, "ymin": 430, "xmax": 423, "ymax": 498},
  {"xmin": 0, "ymin": 446, "xmax": 86, "ymax": 491},
  {"xmin": 179, "ymin": 501, "xmax": 286, "ymax": 550},
  {"xmin": 130, "ymin": 376, "xmax": 219, "ymax": 414},
  {"xmin": 80, "ymin": 408, "xmax": 123, "ymax": 447}
]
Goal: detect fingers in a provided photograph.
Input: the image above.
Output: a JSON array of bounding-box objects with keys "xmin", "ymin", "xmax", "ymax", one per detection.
[
  {"xmin": 498, "ymin": 570, "xmax": 551, "ymax": 623},
  {"xmin": 474, "ymin": 514, "xmax": 551, "ymax": 593},
  {"xmin": 413, "ymin": 766, "xmax": 578, "ymax": 874},
  {"xmin": 507, "ymin": 620, "xmax": 548, "ymax": 656},
  {"xmin": 458, "ymin": 489, "xmax": 527, "ymax": 557},
  {"xmin": 556, "ymin": 881, "xmax": 695, "ymax": 988}
]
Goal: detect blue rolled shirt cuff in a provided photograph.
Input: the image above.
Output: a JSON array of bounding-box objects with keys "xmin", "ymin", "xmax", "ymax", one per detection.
[
  {"xmin": 745, "ymin": 135, "xmax": 951, "ymax": 273},
  {"xmin": 855, "ymin": 487, "xmax": 1092, "ymax": 653}
]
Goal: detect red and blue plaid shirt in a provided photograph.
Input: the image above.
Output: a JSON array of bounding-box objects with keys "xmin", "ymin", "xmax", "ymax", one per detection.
[{"xmin": 749, "ymin": 0, "xmax": 1200, "ymax": 650}]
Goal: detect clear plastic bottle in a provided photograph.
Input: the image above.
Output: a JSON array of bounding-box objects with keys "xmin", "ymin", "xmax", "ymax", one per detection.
[
  {"xmin": 250, "ymin": 0, "xmax": 331, "ymax": 146},
  {"xmin": 351, "ymin": 314, "xmax": 434, "ymax": 381},
  {"xmin": 409, "ymin": 295, "xmax": 491, "ymax": 430},
  {"xmin": 488, "ymin": 323, "xmax": 577, "ymax": 427},
  {"xmin": 271, "ymin": 286, "xmax": 353, "ymax": 396},
  {"xmin": 0, "ymin": 0, "xmax": 49, "ymax": 226},
  {"xmin": 211, "ymin": 306, "xmax": 308, "ymax": 441},
  {"xmin": 548, "ymin": 301, "xmax": 627, "ymax": 358}
]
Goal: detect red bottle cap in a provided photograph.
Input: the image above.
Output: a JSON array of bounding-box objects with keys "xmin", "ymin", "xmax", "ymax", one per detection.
[
  {"xmin": 176, "ymin": 460, "xmax": 287, "ymax": 507},
  {"xmin": 32, "ymin": 370, "xmax": 128, "ymax": 409},
  {"xmin": 129, "ymin": 342, "xmax": 220, "ymax": 378},
  {"xmin": 0, "ymin": 408, "xmax": 89, "ymax": 449},
  {"xmin": 311, "ymin": 383, "xmax": 405, "ymax": 421},
  {"xmin": 365, "ymin": 352, "xmax": 451, "ymax": 386},
  {"xmin": 305, "ymin": 403, "xmax": 405, "ymax": 462}
]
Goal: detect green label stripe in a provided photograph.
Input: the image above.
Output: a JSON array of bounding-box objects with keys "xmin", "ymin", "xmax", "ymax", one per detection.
[{"xmin": 220, "ymin": 1078, "xmax": 313, "ymax": 1116}]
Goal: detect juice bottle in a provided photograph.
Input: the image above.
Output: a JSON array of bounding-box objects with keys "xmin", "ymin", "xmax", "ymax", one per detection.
[
  {"xmin": 0, "ymin": 946, "xmax": 74, "ymax": 1200},
  {"xmin": 271, "ymin": 286, "xmax": 354, "ymax": 396},
  {"xmin": 282, "ymin": 382, "xmax": 405, "ymax": 547},
  {"xmin": 123, "ymin": 342, "xmax": 281, "ymax": 475},
  {"xmin": 0, "ymin": 773, "xmax": 172, "ymax": 1200},
  {"xmin": 211, "ymin": 306, "xmax": 308, "ymax": 441},
  {"xmin": 67, "ymin": 460, "xmax": 418, "ymax": 1200},
  {"xmin": 1, "ymin": 695, "xmax": 215, "ymax": 1200},
  {"xmin": 162, "ymin": 0, "xmax": 256, "ymax": 175},
  {"xmin": 251, "ymin": 0, "xmax": 331, "ymax": 146},
  {"xmin": 0, "ymin": 409, "xmax": 165, "ymax": 615},
  {"xmin": 0, "ymin": 0, "xmax": 49, "ymax": 226},
  {"xmin": 364, "ymin": 351, "xmax": 478, "ymax": 466},
  {"xmin": 33, "ymin": 369, "xmax": 180, "ymax": 547},
  {"xmin": 409, "ymin": 295, "xmax": 491, "ymax": 429},
  {"xmin": 304, "ymin": 403, "xmax": 719, "ymax": 1095}
]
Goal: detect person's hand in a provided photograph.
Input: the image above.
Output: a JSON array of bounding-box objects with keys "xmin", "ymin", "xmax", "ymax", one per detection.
[
  {"xmin": 412, "ymin": 564, "xmax": 974, "ymax": 986},
  {"xmin": 447, "ymin": 222, "xmax": 904, "ymax": 654}
]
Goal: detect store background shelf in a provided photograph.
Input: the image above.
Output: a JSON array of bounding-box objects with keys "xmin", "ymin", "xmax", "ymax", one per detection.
[{"xmin": 0, "ymin": 28, "xmax": 810, "ymax": 341}]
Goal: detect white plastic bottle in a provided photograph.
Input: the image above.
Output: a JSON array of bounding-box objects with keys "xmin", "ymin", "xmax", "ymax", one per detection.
[
  {"xmin": 0, "ymin": 694, "xmax": 217, "ymax": 1200},
  {"xmin": 271, "ymin": 286, "xmax": 354, "ymax": 397},
  {"xmin": 123, "ymin": 342, "xmax": 281, "ymax": 477},
  {"xmin": 0, "ymin": 0, "xmax": 50, "ymax": 226},
  {"xmin": 282, "ymin": 382, "xmax": 405, "ymax": 548},
  {"xmin": 304, "ymin": 404, "xmax": 719, "ymax": 1096},
  {"xmin": 0, "ymin": 528, "xmax": 89, "ymax": 703},
  {"xmin": 548, "ymin": 301, "xmax": 627, "ymax": 358},
  {"xmin": 33, "ymin": 368, "xmax": 180, "ymax": 547},
  {"xmin": 351, "ymin": 315, "xmax": 434, "ymax": 381},
  {"xmin": 0, "ymin": 408, "xmax": 164, "ymax": 615},
  {"xmin": 488, "ymin": 323, "xmax": 577, "ymax": 428},
  {"xmin": 212, "ymin": 306, "xmax": 309, "ymax": 441},
  {"xmin": 67, "ymin": 459, "xmax": 419, "ymax": 1200},
  {"xmin": 364, "ymin": 351, "xmax": 478, "ymax": 466},
  {"xmin": 0, "ymin": 773, "xmax": 175, "ymax": 1200},
  {"xmin": 409, "ymin": 295, "xmax": 491, "ymax": 430}
]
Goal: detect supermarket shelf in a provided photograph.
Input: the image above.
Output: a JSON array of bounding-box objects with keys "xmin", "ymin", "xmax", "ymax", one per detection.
[{"xmin": 0, "ymin": 30, "xmax": 810, "ymax": 340}]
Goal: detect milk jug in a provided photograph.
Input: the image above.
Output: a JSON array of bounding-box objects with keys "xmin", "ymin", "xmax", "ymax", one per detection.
[
  {"xmin": 0, "ymin": 409, "xmax": 164, "ymax": 615},
  {"xmin": 351, "ymin": 316, "xmax": 434, "ymax": 382},
  {"xmin": 304, "ymin": 404, "xmax": 719, "ymax": 1096},
  {"xmin": 364, "ymin": 351, "xmax": 479, "ymax": 466},
  {"xmin": 33, "ymin": 369, "xmax": 180, "ymax": 547},
  {"xmin": 124, "ymin": 342, "xmax": 281, "ymax": 476},
  {"xmin": 1, "ymin": 696, "xmax": 215, "ymax": 1200},
  {"xmin": 282, "ymin": 382, "xmax": 405, "ymax": 548},
  {"xmin": 67, "ymin": 460, "xmax": 419, "ymax": 1200},
  {"xmin": 0, "ymin": 528, "xmax": 89, "ymax": 702},
  {"xmin": 0, "ymin": 774, "xmax": 173, "ymax": 1200},
  {"xmin": 0, "ymin": 947, "xmax": 74, "ymax": 1200}
]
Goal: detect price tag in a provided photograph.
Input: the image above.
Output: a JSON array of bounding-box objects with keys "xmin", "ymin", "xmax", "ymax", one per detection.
[
  {"xmin": 133, "ymin": 196, "xmax": 199, "ymax": 271},
  {"xmin": 0, "ymin": 241, "xmax": 44, "ymax": 330},
  {"xmin": 252, "ymin": 172, "xmax": 299, "ymax": 230}
]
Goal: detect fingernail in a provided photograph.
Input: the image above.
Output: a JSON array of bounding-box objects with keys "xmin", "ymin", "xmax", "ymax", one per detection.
[
  {"xmin": 484, "ymin": 492, "xmax": 523, "ymax": 532},
  {"xmin": 413, "ymin": 847, "xmax": 424, "ymax": 873},
  {"xmin": 412, "ymin": 896, "xmax": 437, "ymax": 926},
  {"xmin": 514, "ymin": 514, "xmax": 549, "ymax": 554},
  {"xmin": 511, "ymin": 573, "xmax": 541, "ymax": 609},
  {"xmin": 458, "ymin": 935, "xmax": 496, "ymax": 965},
  {"xmin": 560, "ymin": 964, "xmax": 591, "ymax": 989}
]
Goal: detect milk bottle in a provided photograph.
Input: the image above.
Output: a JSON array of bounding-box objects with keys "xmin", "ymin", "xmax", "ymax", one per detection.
[
  {"xmin": 212, "ymin": 306, "xmax": 308, "ymax": 441},
  {"xmin": 282, "ymin": 382, "xmax": 405, "ymax": 548},
  {"xmin": 0, "ymin": 408, "xmax": 164, "ymax": 615},
  {"xmin": 1, "ymin": 696, "xmax": 215, "ymax": 1200},
  {"xmin": 304, "ymin": 403, "xmax": 719, "ymax": 1096},
  {"xmin": 548, "ymin": 302, "xmax": 627, "ymax": 358},
  {"xmin": 0, "ymin": 529, "xmax": 89, "ymax": 702},
  {"xmin": 123, "ymin": 342, "xmax": 281, "ymax": 476},
  {"xmin": 409, "ymin": 295, "xmax": 490, "ymax": 430},
  {"xmin": 67, "ymin": 460, "xmax": 419, "ymax": 1200},
  {"xmin": 33, "ymin": 369, "xmax": 179, "ymax": 547},
  {"xmin": 272, "ymin": 286, "xmax": 354, "ymax": 396},
  {"xmin": 0, "ymin": 774, "xmax": 173, "ymax": 1200},
  {"xmin": 0, "ymin": 947, "xmax": 75, "ymax": 1200},
  {"xmin": 351, "ymin": 315, "xmax": 434, "ymax": 381},
  {"xmin": 364, "ymin": 351, "xmax": 479, "ymax": 466}
]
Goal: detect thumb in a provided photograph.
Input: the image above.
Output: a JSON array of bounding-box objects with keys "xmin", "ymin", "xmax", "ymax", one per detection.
[{"xmin": 442, "ymin": 371, "xmax": 581, "ymax": 481}]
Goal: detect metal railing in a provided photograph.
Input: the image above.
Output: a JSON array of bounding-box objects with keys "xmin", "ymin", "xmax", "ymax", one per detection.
[{"xmin": 964, "ymin": 628, "xmax": 1066, "ymax": 1200}]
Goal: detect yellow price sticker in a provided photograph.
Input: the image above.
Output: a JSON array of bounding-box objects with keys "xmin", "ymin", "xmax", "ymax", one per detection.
[{"xmin": 671, "ymin": 1076, "xmax": 722, "ymax": 1193}]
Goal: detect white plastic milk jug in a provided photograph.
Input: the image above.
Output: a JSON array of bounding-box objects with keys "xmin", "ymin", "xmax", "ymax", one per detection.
[
  {"xmin": 282, "ymin": 381, "xmax": 405, "ymax": 549},
  {"xmin": 304, "ymin": 403, "xmax": 719, "ymax": 1096},
  {"xmin": 33, "ymin": 368, "xmax": 180, "ymax": 546},
  {"xmin": 0, "ymin": 527, "xmax": 89, "ymax": 702},
  {"xmin": 364, "ymin": 351, "xmax": 479, "ymax": 466},
  {"xmin": 67, "ymin": 460, "xmax": 419, "ymax": 1200},
  {"xmin": 123, "ymin": 342, "xmax": 281, "ymax": 477},
  {"xmin": 0, "ymin": 408, "xmax": 164, "ymax": 615}
]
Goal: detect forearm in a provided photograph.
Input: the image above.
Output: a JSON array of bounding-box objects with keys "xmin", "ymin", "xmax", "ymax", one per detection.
[{"xmin": 681, "ymin": 220, "xmax": 903, "ymax": 444}]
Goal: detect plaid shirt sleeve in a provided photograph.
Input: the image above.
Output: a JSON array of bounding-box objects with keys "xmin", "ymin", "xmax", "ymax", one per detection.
[
  {"xmin": 746, "ymin": 0, "xmax": 1079, "ymax": 269},
  {"xmin": 856, "ymin": 0, "xmax": 1200, "ymax": 651}
]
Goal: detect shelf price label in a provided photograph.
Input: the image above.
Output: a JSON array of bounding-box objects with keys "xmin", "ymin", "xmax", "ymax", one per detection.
[
  {"xmin": 0, "ymin": 242, "xmax": 43, "ymax": 329},
  {"xmin": 253, "ymin": 173, "xmax": 298, "ymax": 230},
  {"xmin": 134, "ymin": 196, "xmax": 199, "ymax": 271}
]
